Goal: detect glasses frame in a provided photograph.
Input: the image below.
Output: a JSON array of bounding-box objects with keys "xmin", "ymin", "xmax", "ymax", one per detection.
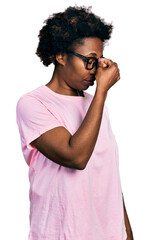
[{"xmin": 68, "ymin": 51, "xmax": 104, "ymax": 70}]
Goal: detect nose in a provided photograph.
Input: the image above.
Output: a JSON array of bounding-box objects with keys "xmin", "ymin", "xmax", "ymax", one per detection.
[{"xmin": 89, "ymin": 65, "xmax": 97, "ymax": 75}]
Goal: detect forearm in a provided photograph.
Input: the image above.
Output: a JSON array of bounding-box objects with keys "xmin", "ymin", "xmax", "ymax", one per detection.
[
  {"xmin": 122, "ymin": 193, "xmax": 133, "ymax": 237},
  {"xmin": 70, "ymin": 89, "xmax": 107, "ymax": 169},
  {"xmin": 70, "ymin": 58, "xmax": 119, "ymax": 170}
]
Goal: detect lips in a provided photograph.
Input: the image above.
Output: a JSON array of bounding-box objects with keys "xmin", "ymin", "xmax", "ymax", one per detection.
[
  {"xmin": 83, "ymin": 79, "xmax": 95, "ymax": 86},
  {"xmin": 84, "ymin": 79, "xmax": 95, "ymax": 82}
]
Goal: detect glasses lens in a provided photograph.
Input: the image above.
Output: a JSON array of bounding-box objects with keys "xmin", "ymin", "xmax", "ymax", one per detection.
[{"xmin": 86, "ymin": 59, "xmax": 97, "ymax": 70}]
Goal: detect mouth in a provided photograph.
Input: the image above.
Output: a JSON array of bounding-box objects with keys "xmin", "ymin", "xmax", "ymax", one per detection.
[
  {"xmin": 84, "ymin": 78, "xmax": 95, "ymax": 82},
  {"xmin": 83, "ymin": 79, "xmax": 95, "ymax": 86}
]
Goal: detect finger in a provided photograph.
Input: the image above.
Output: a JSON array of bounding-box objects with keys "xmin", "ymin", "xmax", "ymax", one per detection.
[
  {"xmin": 113, "ymin": 62, "xmax": 118, "ymax": 68},
  {"xmin": 113, "ymin": 68, "xmax": 120, "ymax": 80},
  {"xmin": 116, "ymin": 71, "xmax": 120, "ymax": 81},
  {"xmin": 99, "ymin": 58, "xmax": 113, "ymax": 68},
  {"xmin": 102, "ymin": 62, "xmax": 108, "ymax": 68}
]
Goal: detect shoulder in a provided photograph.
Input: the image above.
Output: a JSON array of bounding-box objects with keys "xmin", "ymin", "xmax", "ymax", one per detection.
[
  {"xmin": 17, "ymin": 86, "xmax": 45, "ymax": 108},
  {"xmin": 16, "ymin": 86, "xmax": 46, "ymax": 120}
]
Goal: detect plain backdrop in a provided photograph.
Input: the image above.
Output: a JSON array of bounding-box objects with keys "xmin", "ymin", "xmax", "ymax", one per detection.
[{"xmin": 0, "ymin": 0, "xmax": 150, "ymax": 239}]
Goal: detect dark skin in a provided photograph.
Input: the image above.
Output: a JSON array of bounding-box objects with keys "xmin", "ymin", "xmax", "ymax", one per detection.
[
  {"xmin": 32, "ymin": 37, "xmax": 133, "ymax": 238},
  {"xmin": 46, "ymin": 37, "xmax": 104, "ymax": 96},
  {"xmin": 122, "ymin": 194, "xmax": 134, "ymax": 239}
]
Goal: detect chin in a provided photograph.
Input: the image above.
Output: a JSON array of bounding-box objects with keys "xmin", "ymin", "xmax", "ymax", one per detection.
[{"xmin": 84, "ymin": 85, "xmax": 90, "ymax": 90}]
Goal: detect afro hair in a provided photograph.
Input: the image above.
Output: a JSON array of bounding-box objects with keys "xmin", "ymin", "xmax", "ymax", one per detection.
[{"xmin": 36, "ymin": 6, "xmax": 113, "ymax": 66}]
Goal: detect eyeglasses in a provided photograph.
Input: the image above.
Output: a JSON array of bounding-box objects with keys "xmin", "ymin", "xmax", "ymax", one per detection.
[{"xmin": 68, "ymin": 51, "xmax": 104, "ymax": 70}]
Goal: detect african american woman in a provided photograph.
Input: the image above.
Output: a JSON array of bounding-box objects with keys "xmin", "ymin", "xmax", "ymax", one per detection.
[{"xmin": 16, "ymin": 6, "xmax": 133, "ymax": 240}]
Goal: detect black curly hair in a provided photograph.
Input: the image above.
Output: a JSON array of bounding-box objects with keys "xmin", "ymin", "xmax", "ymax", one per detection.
[{"xmin": 36, "ymin": 6, "xmax": 113, "ymax": 67}]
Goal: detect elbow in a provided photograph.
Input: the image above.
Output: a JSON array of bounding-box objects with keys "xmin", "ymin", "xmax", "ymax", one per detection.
[
  {"xmin": 72, "ymin": 157, "xmax": 88, "ymax": 170},
  {"xmin": 74, "ymin": 164, "xmax": 86, "ymax": 170},
  {"xmin": 77, "ymin": 164, "xmax": 87, "ymax": 170},
  {"xmin": 68, "ymin": 145, "xmax": 89, "ymax": 170}
]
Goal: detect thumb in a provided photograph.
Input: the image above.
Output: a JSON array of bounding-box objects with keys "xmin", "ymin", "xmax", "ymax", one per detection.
[
  {"xmin": 102, "ymin": 63, "xmax": 107, "ymax": 68},
  {"xmin": 98, "ymin": 60, "xmax": 109, "ymax": 68}
]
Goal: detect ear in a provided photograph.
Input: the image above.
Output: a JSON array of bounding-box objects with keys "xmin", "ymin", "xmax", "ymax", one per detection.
[{"xmin": 55, "ymin": 53, "xmax": 67, "ymax": 66}]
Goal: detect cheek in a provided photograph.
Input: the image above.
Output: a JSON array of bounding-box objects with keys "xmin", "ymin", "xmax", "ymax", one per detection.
[{"xmin": 69, "ymin": 59, "xmax": 88, "ymax": 78}]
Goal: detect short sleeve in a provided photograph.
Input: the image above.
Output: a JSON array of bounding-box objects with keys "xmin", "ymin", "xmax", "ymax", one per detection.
[{"xmin": 16, "ymin": 95, "xmax": 64, "ymax": 149}]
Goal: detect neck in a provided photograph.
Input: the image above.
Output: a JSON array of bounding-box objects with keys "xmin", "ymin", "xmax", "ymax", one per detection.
[{"xmin": 46, "ymin": 66, "xmax": 84, "ymax": 97}]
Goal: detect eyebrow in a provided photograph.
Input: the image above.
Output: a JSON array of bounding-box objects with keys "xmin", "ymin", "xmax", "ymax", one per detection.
[{"xmin": 88, "ymin": 53, "xmax": 97, "ymax": 56}]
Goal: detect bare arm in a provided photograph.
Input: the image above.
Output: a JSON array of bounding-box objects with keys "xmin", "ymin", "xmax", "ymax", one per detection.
[
  {"xmin": 69, "ymin": 89, "xmax": 106, "ymax": 169},
  {"xmin": 122, "ymin": 193, "xmax": 134, "ymax": 239},
  {"xmin": 32, "ymin": 90, "xmax": 106, "ymax": 170},
  {"xmin": 32, "ymin": 59, "xmax": 120, "ymax": 170}
]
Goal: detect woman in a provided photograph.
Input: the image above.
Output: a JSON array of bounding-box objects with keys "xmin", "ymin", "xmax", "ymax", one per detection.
[{"xmin": 16, "ymin": 6, "xmax": 133, "ymax": 240}]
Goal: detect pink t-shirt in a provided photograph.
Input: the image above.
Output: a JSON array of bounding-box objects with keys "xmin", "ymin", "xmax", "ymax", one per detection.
[{"xmin": 16, "ymin": 85, "xmax": 127, "ymax": 240}]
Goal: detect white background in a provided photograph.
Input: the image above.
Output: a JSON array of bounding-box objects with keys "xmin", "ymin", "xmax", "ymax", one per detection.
[{"xmin": 0, "ymin": 0, "xmax": 150, "ymax": 239}]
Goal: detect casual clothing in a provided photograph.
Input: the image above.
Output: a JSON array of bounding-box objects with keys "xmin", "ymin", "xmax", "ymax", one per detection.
[{"xmin": 16, "ymin": 85, "xmax": 127, "ymax": 240}]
